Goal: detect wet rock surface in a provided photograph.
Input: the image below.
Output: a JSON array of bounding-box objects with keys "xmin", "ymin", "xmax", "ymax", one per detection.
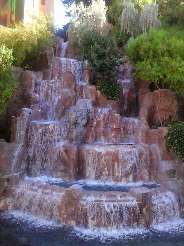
[
  {"xmin": 139, "ymin": 89, "xmax": 178, "ymax": 128},
  {"xmin": 0, "ymin": 56, "xmax": 183, "ymax": 236}
]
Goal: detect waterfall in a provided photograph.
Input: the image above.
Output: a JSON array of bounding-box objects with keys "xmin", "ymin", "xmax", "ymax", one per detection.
[
  {"xmin": 11, "ymin": 108, "xmax": 32, "ymax": 173},
  {"xmin": 36, "ymin": 79, "xmax": 63, "ymax": 120},
  {"xmin": 81, "ymin": 144, "xmax": 150, "ymax": 183},
  {"xmin": 151, "ymin": 191, "xmax": 180, "ymax": 225},
  {"xmin": 61, "ymin": 41, "xmax": 69, "ymax": 58},
  {"xmin": 15, "ymin": 108, "xmax": 32, "ymax": 144},
  {"xmin": 3, "ymin": 52, "xmax": 183, "ymax": 235},
  {"xmin": 82, "ymin": 193, "xmax": 140, "ymax": 230},
  {"xmin": 118, "ymin": 60, "xmax": 137, "ymax": 116},
  {"xmin": 10, "ymin": 179, "xmax": 64, "ymax": 223}
]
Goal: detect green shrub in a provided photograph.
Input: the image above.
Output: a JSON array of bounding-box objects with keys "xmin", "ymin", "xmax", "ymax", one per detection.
[
  {"xmin": 97, "ymin": 80, "xmax": 121, "ymax": 100},
  {"xmin": 111, "ymin": 25, "xmax": 129, "ymax": 48},
  {"xmin": 107, "ymin": 0, "xmax": 159, "ymax": 37},
  {"xmin": 127, "ymin": 29, "xmax": 184, "ymax": 94},
  {"xmin": 107, "ymin": 0, "xmax": 123, "ymax": 26},
  {"xmin": 77, "ymin": 31, "xmax": 120, "ymax": 99},
  {"xmin": 0, "ymin": 16, "xmax": 54, "ymax": 113},
  {"xmin": 0, "ymin": 45, "xmax": 13, "ymax": 74},
  {"xmin": 107, "ymin": 0, "xmax": 152, "ymax": 26},
  {"xmin": 0, "ymin": 70, "xmax": 16, "ymax": 113},
  {"xmin": 167, "ymin": 122, "xmax": 184, "ymax": 161},
  {"xmin": 158, "ymin": 0, "xmax": 184, "ymax": 26},
  {"xmin": 0, "ymin": 16, "xmax": 54, "ymax": 67},
  {"xmin": 68, "ymin": 0, "xmax": 108, "ymax": 47},
  {"xmin": 69, "ymin": 0, "xmax": 120, "ymax": 100},
  {"xmin": 0, "ymin": 45, "xmax": 16, "ymax": 113}
]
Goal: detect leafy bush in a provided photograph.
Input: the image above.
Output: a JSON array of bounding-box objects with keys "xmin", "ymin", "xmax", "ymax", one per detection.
[
  {"xmin": 97, "ymin": 80, "xmax": 121, "ymax": 100},
  {"xmin": 69, "ymin": 0, "xmax": 120, "ymax": 99},
  {"xmin": 0, "ymin": 71, "xmax": 16, "ymax": 113},
  {"xmin": 107, "ymin": 0, "xmax": 123, "ymax": 26},
  {"xmin": 111, "ymin": 24, "xmax": 129, "ymax": 48},
  {"xmin": 121, "ymin": 0, "xmax": 160, "ymax": 37},
  {"xmin": 78, "ymin": 31, "xmax": 120, "ymax": 99},
  {"xmin": 167, "ymin": 122, "xmax": 184, "ymax": 161},
  {"xmin": 158, "ymin": 0, "xmax": 184, "ymax": 26},
  {"xmin": 0, "ymin": 16, "xmax": 54, "ymax": 112},
  {"xmin": 121, "ymin": 0, "xmax": 139, "ymax": 36},
  {"xmin": 80, "ymin": 31, "xmax": 121, "ymax": 99},
  {"xmin": 107, "ymin": 0, "xmax": 152, "ymax": 26},
  {"xmin": 139, "ymin": 2, "xmax": 160, "ymax": 33},
  {"xmin": 68, "ymin": 0, "xmax": 108, "ymax": 48},
  {"xmin": 0, "ymin": 45, "xmax": 16, "ymax": 113},
  {"xmin": 127, "ymin": 29, "xmax": 184, "ymax": 94},
  {"xmin": 107, "ymin": 0, "xmax": 159, "ymax": 37},
  {"xmin": 0, "ymin": 45, "xmax": 13, "ymax": 74},
  {"xmin": 0, "ymin": 16, "xmax": 54, "ymax": 68}
]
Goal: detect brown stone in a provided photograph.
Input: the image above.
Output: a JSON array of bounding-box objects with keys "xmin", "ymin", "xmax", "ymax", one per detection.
[
  {"xmin": 149, "ymin": 145, "xmax": 160, "ymax": 181},
  {"xmin": 53, "ymin": 144, "xmax": 79, "ymax": 180},
  {"xmin": 96, "ymin": 90, "xmax": 108, "ymax": 106},
  {"xmin": 130, "ymin": 187, "xmax": 152, "ymax": 227},
  {"xmin": 145, "ymin": 127, "xmax": 173, "ymax": 160},
  {"xmin": 63, "ymin": 72, "xmax": 75, "ymax": 89},
  {"xmin": 79, "ymin": 144, "xmax": 150, "ymax": 183},
  {"xmin": 140, "ymin": 89, "xmax": 178, "ymax": 127},
  {"xmin": 83, "ymin": 69, "xmax": 93, "ymax": 83},
  {"xmin": 78, "ymin": 85, "xmax": 97, "ymax": 103},
  {"xmin": 60, "ymin": 89, "xmax": 76, "ymax": 109},
  {"xmin": 59, "ymin": 187, "xmax": 87, "ymax": 227}
]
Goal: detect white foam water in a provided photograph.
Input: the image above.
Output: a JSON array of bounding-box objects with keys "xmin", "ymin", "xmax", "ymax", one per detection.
[
  {"xmin": 25, "ymin": 175, "xmax": 65, "ymax": 184},
  {"xmin": 72, "ymin": 227, "xmax": 149, "ymax": 241},
  {"xmin": 0, "ymin": 211, "xmax": 62, "ymax": 230},
  {"xmin": 151, "ymin": 218, "xmax": 184, "ymax": 233}
]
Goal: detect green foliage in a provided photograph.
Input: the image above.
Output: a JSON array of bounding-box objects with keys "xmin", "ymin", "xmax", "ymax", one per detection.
[
  {"xmin": 107, "ymin": 0, "xmax": 123, "ymax": 25},
  {"xmin": 167, "ymin": 122, "xmax": 184, "ymax": 161},
  {"xmin": 68, "ymin": 0, "xmax": 108, "ymax": 45},
  {"xmin": 121, "ymin": 0, "xmax": 160, "ymax": 36},
  {"xmin": 158, "ymin": 0, "xmax": 184, "ymax": 26},
  {"xmin": 0, "ymin": 16, "xmax": 54, "ymax": 113},
  {"xmin": 0, "ymin": 45, "xmax": 15, "ymax": 113},
  {"xmin": 121, "ymin": 0, "xmax": 139, "ymax": 36},
  {"xmin": 139, "ymin": 3, "xmax": 160, "ymax": 33},
  {"xmin": 0, "ymin": 45, "xmax": 13, "ymax": 74},
  {"xmin": 111, "ymin": 24, "xmax": 129, "ymax": 48},
  {"xmin": 78, "ymin": 31, "xmax": 120, "ymax": 99},
  {"xmin": 97, "ymin": 80, "xmax": 121, "ymax": 100},
  {"xmin": 127, "ymin": 29, "xmax": 184, "ymax": 94},
  {"xmin": 107, "ymin": 0, "xmax": 152, "ymax": 25},
  {"xmin": 0, "ymin": 70, "xmax": 16, "ymax": 113},
  {"xmin": 0, "ymin": 16, "xmax": 54, "ymax": 67},
  {"xmin": 69, "ymin": 0, "xmax": 120, "ymax": 100}
]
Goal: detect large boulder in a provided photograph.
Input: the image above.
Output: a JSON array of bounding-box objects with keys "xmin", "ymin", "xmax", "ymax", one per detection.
[{"xmin": 139, "ymin": 89, "xmax": 178, "ymax": 127}]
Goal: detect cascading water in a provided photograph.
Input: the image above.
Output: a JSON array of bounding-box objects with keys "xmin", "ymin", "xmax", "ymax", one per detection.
[
  {"xmin": 80, "ymin": 144, "xmax": 150, "ymax": 183},
  {"xmin": 2, "ymin": 47, "xmax": 183, "ymax": 237},
  {"xmin": 36, "ymin": 79, "xmax": 63, "ymax": 120},
  {"xmin": 82, "ymin": 192, "xmax": 141, "ymax": 230},
  {"xmin": 61, "ymin": 41, "xmax": 69, "ymax": 58},
  {"xmin": 10, "ymin": 178, "xmax": 65, "ymax": 222},
  {"xmin": 118, "ymin": 58, "xmax": 137, "ymax": 117},
  {"xmin": 151, "ymin": 191, "xmax": 180, "ymax": 225}
]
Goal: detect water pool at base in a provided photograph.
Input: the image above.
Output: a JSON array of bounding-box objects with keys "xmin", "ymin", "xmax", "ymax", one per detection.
[{"xmin": 1, "ymin": 215, "xmax": 184, "ymax": 246}]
